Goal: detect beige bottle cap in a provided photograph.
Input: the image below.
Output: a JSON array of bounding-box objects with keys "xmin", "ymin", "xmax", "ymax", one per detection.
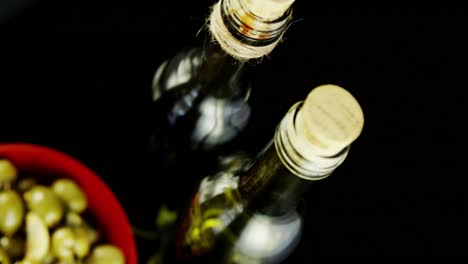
[
  {"xmin": 296, "ymin": 84, "xmax": 364, "ymax": 157},
  {"xmin": 243, "ymin": 0, "xmax": 295, "ymax": 20}
]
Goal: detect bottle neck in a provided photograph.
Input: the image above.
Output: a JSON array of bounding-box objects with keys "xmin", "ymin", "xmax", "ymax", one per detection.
[
  {"xmin": 196, "ymin": 0, "xmax": 294, "ymax": 98},
  {"xmin": 197, "ymin": 37, "xmax": 248, "ymax": 99},
  {"xmin": 239, "ymin": 102, "xmax": 350, "ymax": 216}
]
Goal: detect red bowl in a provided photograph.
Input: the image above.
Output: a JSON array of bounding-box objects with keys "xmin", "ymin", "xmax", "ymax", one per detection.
[{"xmin": 0, "ymin": 143, "xmax": 138, "ymax": 264}]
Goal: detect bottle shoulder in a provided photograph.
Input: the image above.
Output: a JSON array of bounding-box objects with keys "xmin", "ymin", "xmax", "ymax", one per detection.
[
  {"xmin": 152, "ymin": 45, "xmax": 252, "ymax": 102},
  {"xmin": 150, "ymin": 46, "xmax": 253, "ymax": 151},
  {"xmin": 152, "ymin": 47, "xmax": 204, "ymax": 102}
]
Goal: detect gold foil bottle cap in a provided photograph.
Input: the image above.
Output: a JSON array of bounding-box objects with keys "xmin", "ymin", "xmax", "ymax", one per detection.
[
  {"xmin": 296, "ymin": 84, "xmax": 364, "ymax": 157},
  {"xmin": 243, "ymin": 0, "xmax": 295, "ymax": 20}
]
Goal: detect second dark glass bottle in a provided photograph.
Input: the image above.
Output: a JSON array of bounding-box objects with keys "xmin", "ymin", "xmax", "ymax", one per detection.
[{"xmin": 148, "ymin": 84, "xmax": 365, "ymax": 263}]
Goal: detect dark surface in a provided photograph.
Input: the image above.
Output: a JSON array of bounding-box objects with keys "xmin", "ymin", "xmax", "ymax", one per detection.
[{"xmin": 1, "ymin": 0, "xmax": 467, "ymax": 259}]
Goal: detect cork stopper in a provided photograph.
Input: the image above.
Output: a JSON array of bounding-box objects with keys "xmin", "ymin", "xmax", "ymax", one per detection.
[
  {"xmin": 296, "ymin": 84, "xmax": 364, "ymax": 157},
  {"xmin": 243, "ymin": 0, "xmax": 295, "ymax": 20}
]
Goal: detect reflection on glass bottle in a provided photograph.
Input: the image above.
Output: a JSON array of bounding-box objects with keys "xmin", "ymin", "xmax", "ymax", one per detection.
[
  {"xmin": 176, "ymin": 153, "xmax": 302, "ymax": 264},
  {"xmin": 161, "ymin": 84, "xmax": 365, "ymax": 263},
  {"xmin": 151, "ymin": 42, "xmax": 251, "ymax": 159}
]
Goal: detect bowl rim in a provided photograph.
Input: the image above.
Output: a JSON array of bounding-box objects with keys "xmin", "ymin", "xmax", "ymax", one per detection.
[{"xmin": 0, "ymin": 142, "xmax": 138, "ymax": 264}]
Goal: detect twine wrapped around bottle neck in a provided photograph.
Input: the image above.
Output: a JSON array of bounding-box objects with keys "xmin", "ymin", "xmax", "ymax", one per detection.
[{"xmin": 209, "ymin": 0, "xmax": 293, "ymax": 61}]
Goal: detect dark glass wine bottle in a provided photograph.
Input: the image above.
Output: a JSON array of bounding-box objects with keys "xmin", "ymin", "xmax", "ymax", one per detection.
[
  {"xmin": 147, "ymin": 0, "xmax": 296, "ymax": 211},
  {"xmin": 149, "ymin": 84, "xmax": 365, "ymax": 263}
]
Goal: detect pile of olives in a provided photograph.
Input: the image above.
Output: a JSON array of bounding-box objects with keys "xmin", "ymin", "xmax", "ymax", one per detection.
[{"xmin": 0, "ymin": 159, "xmax": 125, "ymax": 264}]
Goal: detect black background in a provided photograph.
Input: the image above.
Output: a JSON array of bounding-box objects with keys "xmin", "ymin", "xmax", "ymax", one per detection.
[{"xmin": 1, "ymin": 0, "xmax": 467, "ymax": 259}]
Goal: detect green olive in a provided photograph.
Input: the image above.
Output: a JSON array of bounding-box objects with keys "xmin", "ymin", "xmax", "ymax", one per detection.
[
  {"xmin": 0, "ymin": 247, "xmax": 11, "ymax": 264},
  {"xmin": 24, "ymin": 185, "xmax": 64, "ymax": 227},
  {"xmin": 77, "ymin": 225, "xmax": 99, "ymax": 246},
  {"xmin": 0, "ymin": 159, "xmax": 17, "ymax": 186},
  {"xmin": 65, "ymin": 211, "xmax": 84, "ymax": 227},
  {"xmin": 51, "ymin": 227, "xmax": 75, "ymax": 262},
  {"xmin": 16, "ymin": 177, "xmax": 37, "ymax": 194},
  {"xmin": 155, "ymin": 204, "xmax": 178, "ymax": 228},
  {"xmin": 65, "ymin": 211, "xmax": 99, "ymax": 244},
  {"xmin": 0, "ymin": 236, "xmax": 25, "ymax": 259},
  {"xmin": 0, "ymin": 190, "xmax": 24, "ymax": 236},
  {"xmin": 24, "ymin": 212, "xmax": 49, "ymax": 262},
  {"xmin": 43, "ymin": 250, "xmax": 57, "ymax": 264},
  {"xmin": 14, "ymin": 260, "xmax": 35, "ymax": 264},
  {"xmin": 74, "ymin": 227, "xmax": 92, "ymax": 259},
  {"xmin": 85, "ymin": 244, "xmax": 125, "ymax": 264},
  {"xmin": 52, "ymin": 178, "xmax": 88, "ymax": 213}
]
